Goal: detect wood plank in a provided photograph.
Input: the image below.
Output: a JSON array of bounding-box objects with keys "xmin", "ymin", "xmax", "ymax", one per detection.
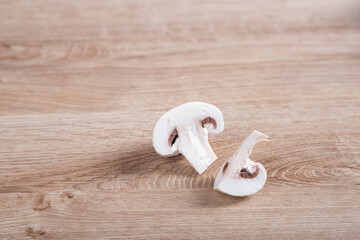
[
  {"xmin": 0, "ymin": 0, "xmax": 359, "ymax": 239},
  {"xmin": 1, "ymin": 186, "xmax": 360, "ymax": 239}
]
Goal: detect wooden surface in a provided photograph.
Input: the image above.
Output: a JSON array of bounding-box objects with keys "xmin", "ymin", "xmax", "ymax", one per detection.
[{"xmin": 1, "ymin": 0, "xmax": 360, "ymax": 239}]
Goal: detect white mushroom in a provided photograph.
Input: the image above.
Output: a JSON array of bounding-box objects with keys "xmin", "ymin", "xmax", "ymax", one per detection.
[
  {"xmin": 153, "ymin": 102, "xmax": 224, "ymax": 174},
  {"xmin": 214, "ymin": 130, "xmax": 269, "ymax": 196}
]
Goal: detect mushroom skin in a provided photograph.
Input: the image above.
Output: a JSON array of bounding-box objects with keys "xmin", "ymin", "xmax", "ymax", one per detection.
[
  {"xmin": 214, "ymin": 130, "xmax": 269, "ymax": 196},
  {"xmin": 153, "ymin": 102, "xmax": 224, "ymax": 174}
]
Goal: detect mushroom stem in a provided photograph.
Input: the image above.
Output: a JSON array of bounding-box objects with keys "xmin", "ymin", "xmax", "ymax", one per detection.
[{"xmin": 176, "ymin": 123, "xmax": 217, "ymax": 174}]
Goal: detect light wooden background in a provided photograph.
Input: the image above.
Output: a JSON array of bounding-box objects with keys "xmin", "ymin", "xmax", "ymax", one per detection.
[{"xmin": 1, "ymin": 0, "xmax": 360, "ymax": 239}]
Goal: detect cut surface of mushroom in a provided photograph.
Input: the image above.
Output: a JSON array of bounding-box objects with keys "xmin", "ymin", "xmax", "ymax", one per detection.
[
  {"xmin": 153, "ymin": 102, "xmax": 224, "ymax": 174},
  {"xmin": 214, "ymin": 130, "xmax": 269, "ymax": 196}
]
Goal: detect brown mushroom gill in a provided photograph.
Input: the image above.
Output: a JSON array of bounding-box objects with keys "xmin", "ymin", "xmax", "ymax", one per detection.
[
  {"xmin": 201, "ymin": 117, "xmax": 217, "ymax": 129},
  {"xmin": 222, "ymin": 161, "xmax": 229, "ymax": 173},
  {"xmin": 239, "ymin": 166, "xmax": 259, "ymax": 179},
  {"xmin": 168, "ymin": 117, "xmax": 216, "ymax": 147},
  {"xmin": 168, "ymin": 129, "xmax": 178, "ymax": 147},
  {"xmin": 222, "ymin": 162, "xmax": 259, "ymax": 178}
]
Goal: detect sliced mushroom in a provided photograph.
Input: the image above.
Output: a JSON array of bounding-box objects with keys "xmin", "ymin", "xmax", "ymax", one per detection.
[
  {"xmin": 153, "ymin": 102, "xmax": 224, "ymax": 174},
  {"xmin": 214, "ymin": 130, "xmax": 270, "ymax": 196}
]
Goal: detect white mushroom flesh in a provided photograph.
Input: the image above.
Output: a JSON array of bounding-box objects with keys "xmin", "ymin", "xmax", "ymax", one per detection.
[
  {"xmin": 176, "ymin": 122, "xmax": 217, "ymax": 174},
  {"xmin": 214, "ymin": 130, "xmax": 269, "ymax": 196},
  {"xmin": 153, "ymin": 102, "xmax": 224, "ymax": 174}
]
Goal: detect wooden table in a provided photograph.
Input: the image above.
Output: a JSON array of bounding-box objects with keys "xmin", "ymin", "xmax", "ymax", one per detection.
[{"xmin": 1, "ymin": 0, "xmax": 359, "ymax": 239}]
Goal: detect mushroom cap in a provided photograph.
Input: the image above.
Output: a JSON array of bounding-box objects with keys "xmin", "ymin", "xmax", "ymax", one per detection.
[
  {"xmin": 152, "ymin": 102, "xmax": 224, "ymax": 157},
  {"xmin": 214, "ymin": 130, "xmax": 269, "ymax": 197}
]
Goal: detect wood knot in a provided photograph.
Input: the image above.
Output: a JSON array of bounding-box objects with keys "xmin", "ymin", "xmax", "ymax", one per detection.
[
  {"xmin": 32, "ymin": 195, "xmax": 51, "ymax": 211},
  {"xmin": 66, "ymin": 192, "xmax": 74, "ymax": 199},
  {"xmin": 26, "ymin": 227, "xmax": 46, "ymax": 238},
  {"xmin": 60, "ymin": 191, "xmax": 74, "ymax": 201},
  {"xmin": 1, "ymin": 43, "xmax": 11, "ymax": 49}
]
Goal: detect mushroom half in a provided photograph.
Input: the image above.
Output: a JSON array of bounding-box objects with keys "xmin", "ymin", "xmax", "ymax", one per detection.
[
  {"xmin": 153, "ymin": 102, "xmax": 224, "ymax": 174},
  {"xmin": 214, "ymin": 130, "xmax": 270, "ymax": 196}
]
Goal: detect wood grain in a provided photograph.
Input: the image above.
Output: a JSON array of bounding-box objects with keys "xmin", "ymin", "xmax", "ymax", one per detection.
[{"xmin": 1, "ymin": 0, "xmax": 360, "ymax": 239}]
